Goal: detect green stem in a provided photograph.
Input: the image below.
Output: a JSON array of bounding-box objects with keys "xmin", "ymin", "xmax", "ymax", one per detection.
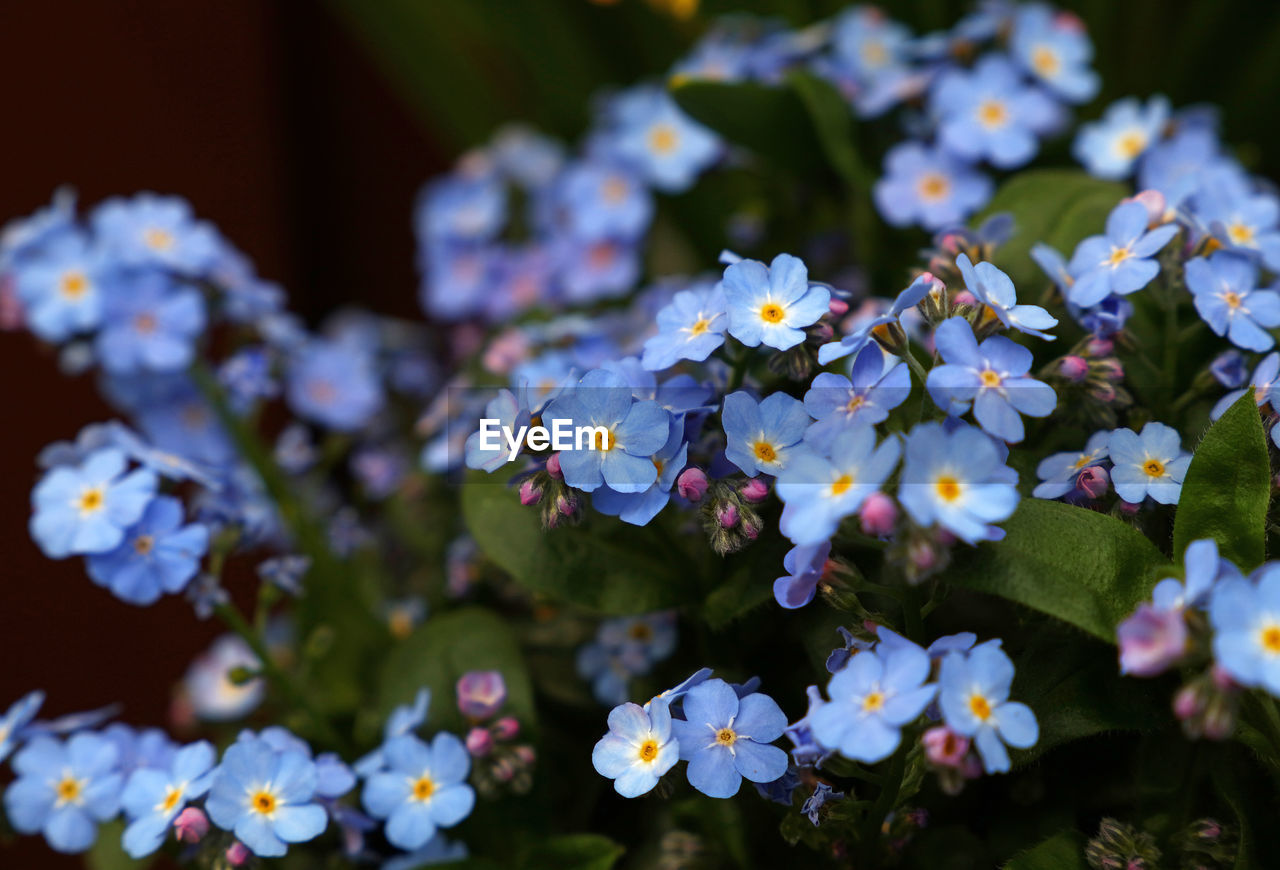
[
  {"xmin": 902, "ymin": 348, "xmax": 930, "ymax": 386},
  {"xmin": 727, "ymin": 347, "xmax": 751, "ymax": 392},
  {"xmin": 901, "ymin": 582, "xmax": 926, "ymax": 644},
  {"xmin": 861, "ymin": 747, "xmax": 906, "ymax": 863}
]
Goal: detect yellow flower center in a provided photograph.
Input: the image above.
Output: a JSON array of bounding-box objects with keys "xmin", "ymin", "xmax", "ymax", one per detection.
[
  {"xmin": 648, "ymin": 124, "xmax": 679, "ymax": 154},
  {"xmin": 251, "ymin": 790, "xmax": 277, "ymax": 815},
  {"xmin": 77, "ymin": 486, "xmax": 105, "ymax": 515},
  {"xmin": 715, "ymin": 727, "xmax": 737, "ymax": 746},
  {"xmin": 968, "ymin": 693, "xmax": 992, "ymax": 721},
  {"xmin": 934, "ymin": 475, "xmax": 962, "ymax": 502},
  {"xmin": 846, "ymin": 395, "xmax": 865, "ymax": 413},
  {"xmin": 411, "ymin": 775, "xmax": 436, "ymax": 802},
  {"xmin": 979, "ymin": 369, "xmax": 1002, "ymax": 388},
  {"xmin": 861, "ymin": 41, "xmax": 888, "ymax": 69},
  {"xmin": 59, "ymin": 270, "xmax": 89, "ymax": 299},
  {"xmin": 759, "ymin": 303, "xmax": 785, "ymax": 323},
  {"xmin": 976, "ymin": 99, "xmax": 1008, "ymax": 129},
  {"xmin": 1030, "ymin": 44, "xmax": 1060, "ymax": 77},
  {"xmin": 688, "ymin": 317, "xmax": 711, "ymax": 336},
  {"xmin": 1142, "ymin": 458, "xmax": 1165, "ymax": 478},
  {"xmin": 629, "ymin": 622, "xmax": 653, "ymax": 641},
  {"xmin": 144, "ymin": 227, "xmax": 175, "ymax": 251},
  {"xmin": 1260, "ymin": 624, "xmax": 1280, "ymax": 654},
  {"xmin": 55, "ymin": 775, "xmax": 84, "ymax": 806},
  {"xmin": 637, "ymin": 739, "xmax": 659, "ymax": 762},
  {"xmin": 1115, "ymin": 130, "xmax": 1147, "ymax": 159},
  {"xmin": 133, "ymin": 534, "xmax": 155, "ymax": 555},
  {"xmin": 160, "ymin": 786, "xmax": 184, "ymax": 814},
  {"xmin": 830, "ymin": 474, "xmax": 854, "ymax": 497},
  {"xmin": 599, "ymin": 428, "xmax": 616, "ymax": 451},
  {"xmin": 1228, "ymin": 222, "xmax": 1255, "ymax": 246},
  {"xmin": 1224, "ymin": 291, "xmax": 1243, "ymax": 309},
  {"xmin": 917, "ymin": 172, "xmax": 951, "ymax": 202},
  {"xmin": 861, "ymin": 691, "xmax": 885, "ymax": 713},
  {"xmin": 753, "ymin": 441, "xmax": 777, "ymax": 463},
  {"xmin": 1108, "ymin": 245, "xmax": 1132, "ymax": 266},
  {"xmin": 389, "ymin": 608, "xmax": 415, "ymax": 639}
]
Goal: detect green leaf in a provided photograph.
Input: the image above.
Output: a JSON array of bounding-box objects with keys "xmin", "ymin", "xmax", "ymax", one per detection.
[
  {"xmin": 980, "ymin": 170, "xmax": 1127, "ymax": 291},
  {"xmin": 461, "ymin": 473, "xmax": 699, "ymax": 614},
  {"xmin": 785, "ymin": 71, "xmax": 872, "ymax": 188},
  {"xmin": 1003, "ymin": 830, "xmax": 1088, "ymax": 870},
  {"xmin": 520, "ymin": 834, "xmax": 624, "ymax": 870},
  {"xmin": 86, "ymin": 821, "xmax": 147, "ymax": 870},
  {"xmin": 949, "ymin": 499, "xmax": 1170, "ymax": 642},
  {"xmin": 670, "ymin": 78, "xmax": 826, "ymax": 174},
  {"xmin": 378, "ymin": 607, "xmax": 535, "ymax": 733},
  {"xmin": 1173, "ymin": 391, "xmax": 1271, "ymax": 570}
]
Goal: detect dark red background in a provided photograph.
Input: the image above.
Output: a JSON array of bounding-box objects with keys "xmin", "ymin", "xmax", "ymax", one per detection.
[{"xmin": 0, "ymin": 2, "xmax": 443, "ymax": 864}]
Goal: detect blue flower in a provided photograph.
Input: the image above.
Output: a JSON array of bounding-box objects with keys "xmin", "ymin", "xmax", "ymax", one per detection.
[
  {"xmin": 1139, "ymin": 125, "xmax": 1233, "ymax": 207},
  {"xmin": 205, "ymin": 736, "xmax": 328, "ymax": 857},
  {"xmin": 0, "ymin": 690, "xmax": 44, "ymax": 764},
  {"xmin": 801, "ymin": 782, "xmax": 845, "ymax": 825},
  {"xmin": 592, "ymin": 417, "xmax": 688, "ymax": 526},
  {"xmin": 1212, "ymin": 352, "xmax": 1280, "ymax": 447},
  {"xmin": 181, "ymin": 635, "xmax": 264, "ymax": 722},
  {"xmin": 831, "ymin": 6, "xmax": 912, "ymax": 84},
  {"xmin": 464, "ymin": 389, "xmax": 532, "ymax": 472},
  {"xmin": 1210, "ymin": 564, "xmax": 1280, "ymax": 695},
  {"xmin": 592, "ymin": 699, "xmax": 680, "ymax": 798},
  {"xmin": 925, "ymin": 317, "xmax": 1057, "ymax": 443},
  {"xmin": 1192, "ymin": 168, "xmax": 1280, "ymax": 270},
  {"xmin": 641, "ymin": 283, "xmax": 728, "ymax": 371},
  {"xmin": 938, "ymin": 644, "xmax": 1038, "ymax": 773},
  {"xmin": 721, "ymin": 390, "xmax": 811, "ymax": 477},
  {"xmin": 85, "ymin": 495, "xmax": 208, "ymax": 606},
  {"xmin": 898, "ymin": 421, "xmax": 1020, "ymax": 544},
  {"xmin": 773, "ymin": 541, "xmax": 832, "ymax": 609},
  {"xmin": 1210, "ymin": 349, "xmax": 1250, "ymax": 390},
  {"xmin": 286, "ymin": 338, "xmax": 384, "ymax": 431},
  {"xmin": 120, "ymin": 741, "xmax": 216, "ymax": 858},
  {"xmin": 956, "ymin": 253, "xmax": 1057, "ymax": 340},
  {"xmin": 361, "ymin": 734, "xmax": 475, "ymax": 852},
  {"xmin": 556, "ymin": 160, "xmax": 653, "ymax": 241},
  {"xmin": 558, "ymin": 236, "xmax": 641, "ymax": 303},
  {"xmin": 3, "ymin": 732, "xmax": 123, "ymax": 854},
  {"xmin": 91, "ymin": 193, "xmax": 220, "ymax": 274},
  {"xmin": 30, "ymin": 447, "xmax": 157, "ymax": 559},
  {"xmin": 930, "ymin": 55, "xmax": 1060, "ymax": 169},
  {"xmin": 1186, "ymin": 251, "xmax": 1280, "ymax": 352},
  {"xmin": 776, "ymin": 425, "xmax": 901, "ymax": 546},
  {"xmin": 1108, "ymin": 422, "xmax": 1191, "ymax": 505},
  {"xmin": 874, "ymin": 143, "xmax": 993, "ymax": 231},
  {"xmin": 809, "ymin": 642, "xmax": 936, "ymax": 763},
  {"xmin": 1032, "ymin": 430, "xmax": 1111, "ymax": 499},
  {"xmin": 670, "ymin": 679, "xmax": 789, "ymax": 798},
  {"xmin": 1067, "ymin": 200, "xmax": 1179, "ymax": 307},
  {"xmin": 544, "ymin": 369, "xmax": 671, "ymax": 493},
  {"xmin": 803, "ymin": 346, "xmax": 911, "ymax": 453},
  {"xmin": 1152, "ymin": 539, "xmax": 1239, "ymax": 615},
  {"xmin": 355, "ymin": 689, "xmax": 431, "ymax": 778},
  {"xmin": 722, "ymin": 253, "xmax": 830, "ymax": 351},
  {"xmin": 817, "ymin": 274, "xmax": 936, "ymax": 364},
  {"xmin": 95, "ymin": 271, "xmax": 206, "ymax": 374},
  {"xmin": 419, "ymin": 243, "xmax": 496, "ymax": 320},
  {"xmin": 1010, "ymin": 4, "xmax": 1099, "ymax": 102},
  {"xmin": 1073, "ymin": 96, "xmax": 1169, "ymax": 180},
  {"xmin": 11, "ymin": 229, "xmax": 104, "ymax": 343},
  {"xmin": 415, "ymin": 172, "xmax": 506, "ymax": 245},
  {"xmin": 608, "ymin": 87, "xmax": 720, "ymax": 193}
]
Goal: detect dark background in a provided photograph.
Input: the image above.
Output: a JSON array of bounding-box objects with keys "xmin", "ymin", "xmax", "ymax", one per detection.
[{"xmin": 1, "ymin": 1, "xmax": 1277, "ymax": 865}]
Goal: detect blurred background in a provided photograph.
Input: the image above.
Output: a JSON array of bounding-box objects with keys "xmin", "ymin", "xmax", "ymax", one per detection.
[{"xmin": 1, "ymin": 0, "xmax": 1278, "ymax": 864}]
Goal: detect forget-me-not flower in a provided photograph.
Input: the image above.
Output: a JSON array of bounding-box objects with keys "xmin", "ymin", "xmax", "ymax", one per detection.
[
  {"xmin": 286, "ymin": 339, "xmax": 385, "ymax": 431},
  {"xmin": 609, "ymin": 87, "xmax": 720, "ymax": 193},
  {"xmin": 1108, "ymin": 422, "xmax": 1191, "ymax": 505},
  {"xmin": 30, "ymin": 447, "xmax": 157, "ymax": 559},
  {"xmin": 3, "ymin": 732, "xmax": 123, "ymax": 854},
  {"xmin": 1210, "ymin": 564, "xmax": 1280, "ymax": 696},
  {"xmin": 874, "ymin": 143, "xmax": 993, "ymax": 231},
  {"xmin": 592, "ymin": 698, "xmax": 679, "ymax": 798},
  {"xmin": 641, "ymin": 283, "xmax": 728, "ymax": 371},
  {"xmin": 669, "ymin": 679, "xmax": 788, "ymax": 798},
  {"xmin": 205, "ymin": 735, "xmax": 328, "ymax": 857},
  {"xmin": 1186, "ymin": 251, "xmax": 1280, "ymax": 352},
  {"xmin": 1010, "ymin": 4, "xmax": 1099, "ymax": 103},
  {"xmin": 1073, "ymin": 96, "xmax": 1169, "ymax": 180},
  {"xmin": 1067, "ymin": 200, "xmax": 1179, "ymax": 307},
  {"xmin": 1032, "ymin": 430, "xmax": 1110, "ymax": 499},
  {"xmin": 86, "ymin": 495, "xmax": 208, "ymax": 606},
  {"xmin": 817, "ymin": 274, "xmax": 936, "ymax": 364},
  {"xmin": 361, "ymin": 733, "xmax": 475, "ymax": 852},
  {"xmin": 930, "ymin": 55, "xmax": 1060, "ymax": 169},
  {"xmin": 898, "ymin": 421, "xmax": 1020, "ymax": 544},
  {"xmin": 956, "ymin": 253, "xmax": 1057, "ymax": 340},
  {"xmin": 722, "ymin": 390, "xmax": 811, "ymax": 477},
  {"xmin": 938, "ymin": 644, "xmax": 1038, "ymax": 773},
  {"xmin": 723, "ymin": 253, "xmax": 830, "ymax": 351},
  {"xmin": 1212, "ymin": 352, "xmax": 1280, "ymax": 446},
  {"xmin": 95, "ymin": 271, "xmax": 206, "ymax": 374},
  {"xmin": 120, "ymin": 740, "xmax": 217, "ymax": 858},
  {"xmin": 803, "ymin": 345, "xmax": 910, "ymax": 453},
  {"xmin": 773, "ymin": 541, "xmax": 832, "ymax": 610}
]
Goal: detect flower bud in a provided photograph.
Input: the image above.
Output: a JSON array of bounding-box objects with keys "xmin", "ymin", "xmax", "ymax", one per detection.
[
  {"xmin": 1128, "ymin": 189, "xmax": 1168, "ymax": 227},
  {"xmin": 740, "ymin": 477, "xmax": 769, "ymax": 503},
  {"xmin": 952, "ymin": 290, "xmax": 977, "ymax": 307},
  {"xmin": 1059, "ymin": 355, "xmax": 1089, "ymax": 382},
  {"xmin": 828, "ymin": 298, "xmax": 850, "ymax": 316},
  {"xmin": 859, "ymin": 492, "xmax": 898, "ymax": 537},
  {"xmin": 457, "ymin": 670, "xmax": 507, "ymax": 719},
  {"xmin": 922, "ymin": 726, "xmax": 970, "ymax": 768},
  {"xmin": 1118, "ymin": 500, "xmax": 1141, "ymax": 516},
  {"xmin": 715, "ymin": 502, "xmax": 739, "ymax": 529},
  {"xmin": 513, "ymin": 745, "xmax": 536, "ymax": 766},
  {"xmin": 226, "ymin": 842, "xmax": 252, "ymax": 866},
  {"xmin": 677, "ymin": 467, "xmax": 710, "ymax": 502},
  {"xmin": 173, "ymin": 807, "xmax": 209, "ymax": 844},
  {"xmin": 1076, "ymin": 465, "xmax": 1110, "ymax": 500},
  {"xmin": 466, "ymin": 727, "xmax": 494, "ymax": 757},
  {"xmin": 1117, "ymin": 604, "xmax": 1187, "ymax": 676},
  {"xmin": 519, "ymin": 479, "xmax": 542, "ymax": 506},
  {"xmin": 493, "ymin": 716, "xmax": 520, "ymax": 740},
  {"xmin": 1086, "ymin": 337, "xmax": 1114, "ymax": 356},
  {"xmin": 545, "ymin": 452, "xmax": 563, "ymax": 480}
]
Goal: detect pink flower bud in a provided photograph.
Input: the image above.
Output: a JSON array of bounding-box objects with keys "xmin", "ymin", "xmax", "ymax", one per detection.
[
  {"xmin": 1077, "ymin": 465, "xmax": 1110, "ymax": 500},
  {"xmin": 1059, "ymin": 355, "xmax": 1089, "ymax": 382},
  {"xmin": 1211, "ymin": 663, "xmax": 1239, "ymax": 692},
  {"xmin": 493, "ymin": 716, "xmax": 520, "ymax": 740},
  {"xmin": 953, "ymin": 290, "xmax": 977, "ymax": 307},
  {"xmin": 173, "ymin": 807, "xmax": 209, "ymax": 844},
  {"xmin": 1173, "ymin": 684, "xmax": 1204, "ymax": 721},
  {"xmin": 677, "ymin": 468, "xmax": 709, "ymax": 501},
  {"xmin": 226, "ymin": 842, "xmax": 252, "ymax": 866},
  {"xmin": 457, "ymin": 670, "xmax": 507, "ymax": 719},
  {"xmin": 715, "ymin": 502, "xmax": 739, "ymax": 529},
  {"xmin": 1094, "ymin": 359, "xmax": 1125, "ymax": 381},
  {"xmin": 1087, "ymin": 337, "xmax": 1114, "ymax": 356},
  {"xmin": 829, "ymin": 298, "xmax": 850, "ymax": 316},
  {"xmin": 519, "ymin": 479, "xmax": 542, "ymax": 506},
  {"xmin": 740, "ymin": 478, "xmax": 769, "ymax": 503},
  {"xmin": 465, "ymin": 727, "xmax": 494, "ymax": 757},
  {"xmin": 546, "ymin": 452, "xmax": 563, "ymax": 480},
  {"xmin": 922, "ymin": 726, "xmax": 970, "ymax": 768},
  {"xmin": 859, "ymin": 492, "xmax": 898, "ymax": 537},
  {"xmin": 1117, "ymin": 604, "xmax": 1187, "ymax": 676},
  {"xmin": 1119, "ymin": 500, "xmax": 1141, "ymax": 516},
  {"xmin": 1128, "ymin": 189, "xmax": 1168, "ymax": 227},
  {"xmin": 514, "ymin": 745, "xmax": 536, "ymax": 765}
]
